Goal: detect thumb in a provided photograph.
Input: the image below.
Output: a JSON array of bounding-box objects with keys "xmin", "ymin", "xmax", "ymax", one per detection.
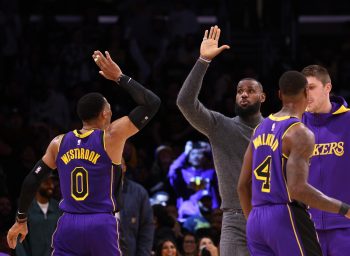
[
  {"xmin": 19, "ymin": 233, "xmax": 26, "ymax": 243},
  {"xmin": 99, "ymin": 71, "xmax": 106, "ymax": 77},
  {"xmin": 218, "ymin": 45, "xmax": 230, "ymax": 53}
]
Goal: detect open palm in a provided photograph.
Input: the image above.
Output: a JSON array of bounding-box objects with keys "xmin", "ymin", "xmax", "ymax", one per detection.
[{"xmin": 200, "ymin": 25, "xmax": 230, "ymax": 61}]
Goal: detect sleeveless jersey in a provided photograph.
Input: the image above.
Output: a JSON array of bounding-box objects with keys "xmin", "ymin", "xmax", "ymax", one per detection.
[
  {"xmin": 251, "ymin": 114, "xmax": 301, "ymax": 207},
  {"xmin": 56, "ymin": 129, "xmax": 121, "ymax": 213}
]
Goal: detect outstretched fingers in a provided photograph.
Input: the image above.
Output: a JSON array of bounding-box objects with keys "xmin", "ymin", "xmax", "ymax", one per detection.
[
  {"xmin": 214, "ymin": 27, "xmax": 221, "ymax": 41},
  {"xmin": 203, "ymin": 30, "xmax": 208, "ymax": 40},
  {"xmin": 105, "ymin": 51, "xmax": 113, "ymax": 63},
  {"xmin": 208, "ymin": 26, "xmax": 214, "ymax": 39}
]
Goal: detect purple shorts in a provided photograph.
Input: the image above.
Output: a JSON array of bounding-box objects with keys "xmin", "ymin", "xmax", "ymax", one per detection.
[
  {"xmin": 247, "ymin": 203, "xmax": 322, "ymax": 256},
  {"xmin": 52, "ymin": 212, "xmax": 122, "ymax": 256}
]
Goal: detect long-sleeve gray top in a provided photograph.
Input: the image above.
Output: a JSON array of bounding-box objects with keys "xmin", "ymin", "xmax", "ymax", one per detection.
[{"xmin": 177, "ymin": 59, "xmax": 264, "ymax": 210}]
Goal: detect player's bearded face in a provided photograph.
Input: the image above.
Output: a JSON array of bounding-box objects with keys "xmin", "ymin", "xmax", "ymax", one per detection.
[{"xmin": 235, "ymin": 101, "xmax": 261, "ymax": 117}]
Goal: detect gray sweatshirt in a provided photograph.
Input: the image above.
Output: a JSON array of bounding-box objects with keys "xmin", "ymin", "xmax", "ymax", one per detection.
[{"xmin": 176, "ymin": 59, "xmax": 263, "ymax": 209}]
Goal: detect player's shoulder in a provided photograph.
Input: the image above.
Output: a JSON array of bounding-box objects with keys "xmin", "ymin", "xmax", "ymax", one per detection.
[
  {"xmin": 51, "ymin": 134, "xmax": 65, "ymax": 146},
  {"xmin": 284, "ymin": 122, "xmax": 314, "ymax": 142}
]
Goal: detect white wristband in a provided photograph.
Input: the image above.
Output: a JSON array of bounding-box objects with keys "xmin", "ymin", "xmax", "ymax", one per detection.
[{"xmin": 199, "ymin": 56, "xmax": 211, "ymax": 63}]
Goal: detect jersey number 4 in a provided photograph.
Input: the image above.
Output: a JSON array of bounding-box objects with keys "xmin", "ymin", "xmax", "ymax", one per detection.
[
  {"xmin": 71, "ymin": 167, "xmax": 89, "ymax": 201},
  {"xmin": 253, "ymin": 156, "xmax": 271, "ymax": 193}
]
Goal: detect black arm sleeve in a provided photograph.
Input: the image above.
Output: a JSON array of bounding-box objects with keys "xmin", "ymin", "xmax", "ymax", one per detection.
[
  {"xmin": 17, "ymin": 159, "xmax": 53, "ymax": 217},
  {"xmin": 118, "ymin": 75, "xmax": 161, "ymax": 130}
]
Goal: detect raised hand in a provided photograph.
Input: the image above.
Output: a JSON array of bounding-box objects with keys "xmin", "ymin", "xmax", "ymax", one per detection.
[
  {"xmin": 200, "ymin": 25, "xmax": 230, "ymax": 61},
  {"xmin": 92, "ymin": 50, "xmax": 122, "ymax": 82}
]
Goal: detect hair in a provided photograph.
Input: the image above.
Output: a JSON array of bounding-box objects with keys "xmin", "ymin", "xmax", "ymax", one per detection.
[
  {"xmin": 77, "ymin": 92, "xmax": 106, "ymax": 121},
  {"xmin": 301, "ymin": 65, "xmax": 331, "ymax": 85},
  {"xmin": 155, "ymin": 239, "xmax": 178, "ymax": 256},
  {"xmin": 238, "ymin": 78, "xmax": 263, "ymax": 91},
  {"xmin": 279, "ymin": 71, "xmax": 307, "ymax": 96}
]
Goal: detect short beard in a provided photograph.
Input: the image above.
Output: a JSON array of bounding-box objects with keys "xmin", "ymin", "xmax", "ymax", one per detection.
[
  {"xmin": 38, "ymin": 188, "xmax": 52, "ymax": 199},
  {"xmin": 235, "ymin": 101, "xmax": 261, "ymax": 118}
]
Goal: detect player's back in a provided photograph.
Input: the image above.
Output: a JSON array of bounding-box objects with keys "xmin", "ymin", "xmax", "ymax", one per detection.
[
  {"xmin": 251, "ymin": 114, "xmax": 301, "ymax": 207},
  {"xmin": 56, "ymin": 129, "xmax": 120, "ymax": 213}
]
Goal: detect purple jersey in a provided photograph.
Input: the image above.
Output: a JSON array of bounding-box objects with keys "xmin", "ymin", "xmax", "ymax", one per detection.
[
  {"xmin": 303, "ymin": 96, "xmax": 350, "ymax": 231},
  {"xmin": 251, "ymin": 115, "xmax": 300, "ymax": 207},
  {"xmin": 56, "ymin": 129, "xmax": 120, "ymax": 213}
]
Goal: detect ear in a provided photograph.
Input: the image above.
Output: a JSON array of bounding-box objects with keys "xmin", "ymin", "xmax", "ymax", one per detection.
[
  {"xmin": 100, "ymin": 110, "xmax": 108, "ymax": 120},
  {"xmin": 278, "ymin": 90, "xmax": 282, "ymax": 100},
  {"xmin": 325, "ymin": 82, "xmax": 332, "ymax": 94},
  {"xmin": 260, "ymin": 92, "xmax": 266, "ymax": 103}
]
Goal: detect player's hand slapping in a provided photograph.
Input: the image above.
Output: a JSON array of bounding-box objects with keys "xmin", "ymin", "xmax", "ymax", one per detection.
[
  {"xmin": 200, "ymin": 25, "xmax": 230, "ymax": 61},
  {"xmin": 92, "ymin": 50, "xmax": 123, "ymax": 82}
]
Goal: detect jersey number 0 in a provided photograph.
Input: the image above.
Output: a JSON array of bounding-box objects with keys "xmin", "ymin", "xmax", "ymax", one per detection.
[{"xmin": 71, "ymin": 167, "xmax": 89, "ymax": 201}]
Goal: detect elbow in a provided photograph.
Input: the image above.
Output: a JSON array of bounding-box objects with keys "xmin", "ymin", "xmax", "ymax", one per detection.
[
  {"xmin": 288, "ymin": 183, "xmax": 307, "ymax": 202},
  {"xmin": 176, "ymin": 94, "xmax": 185, "ymax": 108},
  {"xmin": 153, "ymin": 95, "xmax": 161, "ymax": 111},
  {"xmin": 237, "ymin": 181, "xmax": 248, "ymax": 197}
]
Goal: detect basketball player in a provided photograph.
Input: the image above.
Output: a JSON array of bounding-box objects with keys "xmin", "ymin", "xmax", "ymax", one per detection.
[
  {"xmin": 7, "ymin": 50, "xmax": 161, "ymax": 255},
  {"xmin": 238, "ymin": 71, "xmax": 350, "ymax": 255},
  {"xmin": 177, "ymin": 25, "xmax": 265, "ymax": 255},
  {"xmin": 302, "ymin": 65, "xmax": 350, "ymax": 256}
]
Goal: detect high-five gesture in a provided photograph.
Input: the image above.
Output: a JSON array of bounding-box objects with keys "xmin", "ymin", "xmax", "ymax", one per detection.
[
  {"xmin": 200, "ymin": 25, "xmax": 230, "ymax": 61},
  {"xmin": 92, "ymin": 50, "xmax": 122, "ymax": 82}
]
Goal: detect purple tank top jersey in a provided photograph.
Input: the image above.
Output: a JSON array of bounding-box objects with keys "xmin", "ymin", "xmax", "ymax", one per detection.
[
  {"xmin": 251, "ymin": 115, "xmax": 300, "ymax": 207},
  {"xmin": 56, "ymin": 129, "xmax": 119, "ymax": 213}
]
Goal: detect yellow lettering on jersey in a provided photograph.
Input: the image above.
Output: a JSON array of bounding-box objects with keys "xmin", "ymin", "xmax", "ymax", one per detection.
[
  {"xmin": 61, "ymin": 148, "xmax": 101, "ymax": 165},
  {"xmin": 313, "ymin": 142, "xmax": 344, "ymax": 157},
  {"xmin": 253, "ymin": 133, "xmax": 279, "ymax": 151}
]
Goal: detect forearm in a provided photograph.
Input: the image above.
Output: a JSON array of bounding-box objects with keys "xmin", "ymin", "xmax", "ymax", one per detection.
[
  {"xmin": 17, "ymin": 159, "xmax": 53, "ymax": 220},
  {"xmin": 238, "ymin": 184, "xmax": 252, "ymax": 219},
  {"xmin": 168, "ymin": 153, "xmax": 187, "ymax": 176},
  {"xmin": 118, "ymin": 75, "xmax": 161, "ymax": 130},
  {"xmin": 292, "ymin": 184, "xmax": 343, "ymax": 214},
  {"xmin": 176, "ymin": 59, "xmax": 216, "ymax": 135}
]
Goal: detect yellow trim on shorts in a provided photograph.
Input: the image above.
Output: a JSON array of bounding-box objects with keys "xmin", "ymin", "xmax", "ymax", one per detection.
[{"xmin": 286, "ymin": 204, "xmax": 304, "ymax": 256}]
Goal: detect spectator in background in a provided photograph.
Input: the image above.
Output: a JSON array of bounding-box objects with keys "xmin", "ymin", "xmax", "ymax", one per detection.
[
  {"xmin": 198, "ymin": 236, "xmax": 219, "ymax": 256},
  {"xmin": 181, "ymin": 232, "xmax": 198, "ymax": 256},
  {"xmin": 152, "ymin": 204, "xmax": 176, "ymax": 249},
  {"xmin": 182, "ymin": 195, "xmax": 212, "ymax": 233},
  {"xmin": 155, "ymin": 238, "xmax": 180, "ymax": 256},
  {"xmin": 149, "ymin": 145, "xmax": 176, "ymax": 204},
  {"xmin": 15, "ymin": 175, "xmax": 61, "ymax": 256},
  {"xmin": 168, "ymin": 140, "xmax": 219, "ymax": 221},
  {"xmin": 120, "ymin": 159, "xmax": 154, "ymax": 256}
]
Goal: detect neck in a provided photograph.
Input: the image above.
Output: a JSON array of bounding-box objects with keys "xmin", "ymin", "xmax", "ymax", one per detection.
[
  {"xmin": 36, "ymin": 193, "xmax": 49, "ymax": 204},
  {"xmin": 277, "ymin": 104, "xmax": 304, "ymax": 119},
  {"xmin": 317, "ymin": 100, "xmax": 332, "ymax": 114},
  {"xmin": 81, "ymin": 122, "xmax": 102, "ymax": 131},
  {"xmin": 239, "ymin": 112, "xmax": 262, "ymax": 124}
]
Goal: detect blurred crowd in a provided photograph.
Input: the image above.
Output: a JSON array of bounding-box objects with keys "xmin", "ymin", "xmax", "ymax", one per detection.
[{"xmin": 1, "ymin": 0, "xmax": 350, "ymax": 255}]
